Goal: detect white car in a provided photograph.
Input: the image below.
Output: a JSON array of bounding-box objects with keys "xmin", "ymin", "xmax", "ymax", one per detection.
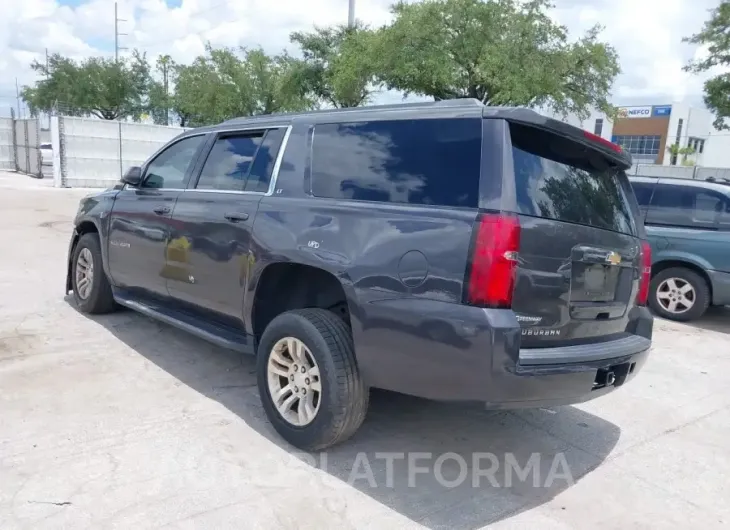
[{"xmin": 40, "ymin": 143, "xmax": 53, "ymax": 166}]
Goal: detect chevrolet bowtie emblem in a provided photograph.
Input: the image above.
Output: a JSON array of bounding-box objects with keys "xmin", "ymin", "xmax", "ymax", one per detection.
[{"xmin": 606, "ymin": 252, "xmax": 621, "ymax": 265}]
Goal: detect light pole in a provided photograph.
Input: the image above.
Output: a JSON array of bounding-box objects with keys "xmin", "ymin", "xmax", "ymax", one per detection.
[{"xmin": 348, "ymin": 0, "xmax": 355, "ymax": 27}]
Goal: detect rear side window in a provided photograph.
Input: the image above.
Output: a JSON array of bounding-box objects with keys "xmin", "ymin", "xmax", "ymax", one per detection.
[
  {"xmin": 510, "ymin": 123, "xmax": 638, "ymax": 236},
  {"xmin": 196, "ymin": 133, "xmax": 264, "ymax": 191},
  {"xmin": 647, "ymin": 184, "xmax": 728, "ymax": 228},
  {"xmin": 311, "ymin": 118, "xmax": 482, "ymax": 208},
  {"xmin": 630, "ymin": 182, "xmax": 654, "ymax": 206}
]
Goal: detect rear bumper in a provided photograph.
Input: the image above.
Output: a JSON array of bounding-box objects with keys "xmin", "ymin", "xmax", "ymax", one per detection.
[
  {"xmin": 708, "ymin": 269, "xmax": 730, "ymax": 306},
  {"xmin": 353, "ymin": 298, "xmax": 653, "ymax": 407}
]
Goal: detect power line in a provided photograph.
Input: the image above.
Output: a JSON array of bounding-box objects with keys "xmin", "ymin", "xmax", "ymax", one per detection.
[
  {"xmin": 135, "ymin": 19, "xmax": 242, "ymax": 49},
  {"xmin": 135, "ymin": 0, "xmax": 356, "ymax": 51},
  {"xmin": 183, "ymin": 1, "xmax": 233, "ymax": 18},
  {"xmin": 111, "ymin": 1, "xmax": 244, "ymax": 51}
]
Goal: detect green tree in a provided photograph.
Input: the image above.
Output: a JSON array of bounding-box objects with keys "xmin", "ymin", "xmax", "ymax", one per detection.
[
  {"xmin": 683, "ymin": 1, "xmax": 730, "ymax": 130},
  {"xmin": 666, "ymin": 143, "xmax": 697, "ymax": 166},
  {"xmin": 147, "ymin": 55, "xmax": 176, "ymax": 126},
  {"xmin": 22, "ymin": 51, "xmax": 151, "ymax": 120},
  {"xmin": 289, "ymin": 23, "xmax": 378, "ymax": 108},
  {"xmin": 370, "ymin": 0, "xmax": 620, "ymax": 119},
  {"xmin": 173, "ymin": 44, "xmax": 312, "ymax": 126}
]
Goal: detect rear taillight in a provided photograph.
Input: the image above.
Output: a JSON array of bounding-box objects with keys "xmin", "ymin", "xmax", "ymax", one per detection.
[
  {"xmin": 464, "ymin": 213, "xmax": 521, "ymax": 308},
  {"xmin": 583, "ymin": 130, "xmax": 622, "ymax": 153},
  {"xmin": 637, "ymin": 241, "xmax": 652, "ymax": 305}
]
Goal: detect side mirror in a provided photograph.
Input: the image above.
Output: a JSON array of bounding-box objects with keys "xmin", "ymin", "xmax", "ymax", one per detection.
[{"xmin": 121, "ymin": 166, "xmax": 142, "ymax": 186}]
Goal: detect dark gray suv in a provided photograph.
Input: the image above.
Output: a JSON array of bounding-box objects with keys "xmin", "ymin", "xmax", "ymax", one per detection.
[{"xmin": 65, "ymin": 100, "xmax": 653, "ymax": 450}]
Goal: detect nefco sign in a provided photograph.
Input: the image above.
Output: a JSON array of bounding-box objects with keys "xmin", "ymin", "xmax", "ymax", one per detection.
[
  {"xmin": 617, "ymin": 105, "xmax": 672, "ymax": 119},
  {"xmin": 617, "ymin": 106, "xmax": 652, "ymax": 119}
]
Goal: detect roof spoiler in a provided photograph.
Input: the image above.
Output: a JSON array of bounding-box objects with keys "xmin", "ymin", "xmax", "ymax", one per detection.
[{"xmin": 482, "ymin": 107, "xmax": 633, "ymax": 169}]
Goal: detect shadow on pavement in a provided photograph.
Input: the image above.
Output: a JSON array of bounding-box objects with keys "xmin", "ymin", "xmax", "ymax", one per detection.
[
  {"xmin": 681, "ymin": 305, "xmax": 730, "ymax": 335},
  {"xmin": 69, "ymin": 299, "xmax": 621, "ymax": 529}
]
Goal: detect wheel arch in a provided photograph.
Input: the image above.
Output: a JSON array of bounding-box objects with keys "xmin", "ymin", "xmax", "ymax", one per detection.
[
  {"xmin": 249, "ymin": 260, "xmax": 360, "ymax": 348},
  {"xmin": 66, "ymin": 219, "xmax": 104, "ymax": 294},
  {"xmin": 651, "ymin": 258, "xmax": 713, "ymax": 301}
]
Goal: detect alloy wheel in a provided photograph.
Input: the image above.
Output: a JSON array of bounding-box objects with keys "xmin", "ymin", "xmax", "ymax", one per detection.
[
  {"xmin": 266, "ymin": 337, "xmax": 322, "ymax": 426},
  {"xmin": 656, "ymin": 277, "xmax": 695, "ymax": 315},
  {"xmin": 75, "ymin": 247, "xmax": 94, "ymax": 300}
]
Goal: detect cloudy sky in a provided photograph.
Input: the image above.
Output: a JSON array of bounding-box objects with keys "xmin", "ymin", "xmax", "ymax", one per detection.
[{"xmin": 0, "ymin": 0, "xmax": 722, "ymax": 117}]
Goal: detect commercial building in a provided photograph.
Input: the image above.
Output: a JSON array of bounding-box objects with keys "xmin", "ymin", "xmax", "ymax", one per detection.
[
  {"xmin": 610, "ymin": 103, "xmax": 714, "ymax": 167},
  {"xmin": 549, "ymin": 102, "xmax": 730, "ymax": 169}
]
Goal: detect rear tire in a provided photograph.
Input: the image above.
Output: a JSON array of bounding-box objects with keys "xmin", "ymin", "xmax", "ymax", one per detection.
[
  {"xmin": 71, "ymin": 233, "xmax": 117, "ymax": 314},
  {"xmin": 256, "ymin": 308, "xmax": 369, "ymax": 451},
  {"xmin": 649, "ymin": 267, "xmax": 709, "ymax": 322}
]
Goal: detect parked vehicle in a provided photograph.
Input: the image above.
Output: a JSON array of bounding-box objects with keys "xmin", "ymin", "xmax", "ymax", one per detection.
[
  {"xmin": 629, "ymin": 176, "xmax": 730, "ymax": 321},
  {"xmin": 40, "ymin": 143, "xmax": 52, "ymax": 166},
  {"xmin": 65, "ymin": 100, "xmax": 653, "ymax": 450}
]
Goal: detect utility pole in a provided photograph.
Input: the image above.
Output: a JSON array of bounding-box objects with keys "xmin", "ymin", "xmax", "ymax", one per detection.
[
  {"xmin": 15, "ymin": 78, "xmax": 21, "ymax": 119},
  {"xmin": 161, "ymin": 57, "xmax": 170, "ymax": 126},
  {"xmin": 348, "ymin": 0, "xmax": 355, "ymax": 27},
  {"xmin": 114, "ymin": 2, "xmax": 127, "ymax": 61},
  {"xmin": 45, "ymin": 48, "xmax": 49, "ymax": 77}
]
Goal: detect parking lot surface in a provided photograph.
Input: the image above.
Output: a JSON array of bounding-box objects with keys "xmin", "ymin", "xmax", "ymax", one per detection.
[{"xmin": 1, "ymin": 170, "xmax": 728, "ymax": 529}]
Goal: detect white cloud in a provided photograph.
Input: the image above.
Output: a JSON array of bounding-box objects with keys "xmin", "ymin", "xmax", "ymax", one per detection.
[{"xmin": 0, "ymin": 0, "xmax": 723, "ymax": 116}]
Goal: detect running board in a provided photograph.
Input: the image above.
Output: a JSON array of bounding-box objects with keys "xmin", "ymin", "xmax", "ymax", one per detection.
[{"xmin": 113, "ymin": 294, "xmax": 255, "ymax": 355}]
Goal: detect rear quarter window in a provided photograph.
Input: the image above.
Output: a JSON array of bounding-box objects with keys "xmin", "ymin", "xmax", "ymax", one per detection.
[
  {"xmin": 510, "ymin": 123, "xmax": 638, "ymax": 236},
  {"xmin": 310, "ymin": 118, "xmax": 482, "ymax": 208},
  {"xmin": 646, "ymin": 183, "xmax": 729, "ymax": 229}
]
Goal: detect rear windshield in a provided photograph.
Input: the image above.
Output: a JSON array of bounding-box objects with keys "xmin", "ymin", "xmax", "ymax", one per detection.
[{"xmin": 510, "ymin": 123, "xmax": 638, "ymax": 236}]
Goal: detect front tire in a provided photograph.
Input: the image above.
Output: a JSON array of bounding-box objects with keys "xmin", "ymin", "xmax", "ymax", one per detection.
[
  {"xmin": 256, "ymin": 308, "xmax": 369, "ymax": 451},
  {"xmin": 71, "ymin": 233, "xmax": 117, "ymax": 314},
  {"xmin": 649, "ymin": 267, "xmax": 710, "ymax": 322}
]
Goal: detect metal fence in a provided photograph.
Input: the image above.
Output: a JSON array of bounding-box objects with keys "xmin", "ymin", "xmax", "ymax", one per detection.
[
  {"xmin": 0, "ymin": 117, "xmax": 13, "ymax": 171},
  {"xmin": 0, "ymin": 110, "xmax": 43, "ymax": 177},
  {"xmin": 630, "ymin": 164, "xmax": 730, "ymax": 181},
  {"xmin": 54, "ymin": 116, "xmax": 190, "ymax": 188},
  {"xmin": 14, "ymin": 117, "xmax": 42, "ymax": 177}
]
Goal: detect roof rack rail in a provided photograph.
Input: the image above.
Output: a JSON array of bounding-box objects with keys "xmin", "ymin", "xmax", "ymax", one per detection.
[
  {"xmin": 222, "ymin": 98, "xmax": 484, "ymax": 124},
  {"xmin": 432, "ymin": 98, "xmax": 484, "ymax": 107},
  {"xmin": 704, "ymin": 176, "xmax": 730, "ymax": 185}
]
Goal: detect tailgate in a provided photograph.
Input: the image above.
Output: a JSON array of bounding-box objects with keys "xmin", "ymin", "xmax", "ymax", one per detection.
[{"xmin": 503, "ymin": 120, "xmax": 644, "ymax": 348}]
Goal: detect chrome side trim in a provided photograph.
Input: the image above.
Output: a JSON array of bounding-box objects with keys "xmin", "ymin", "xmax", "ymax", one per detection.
[{"xmin": 183, "ymin": 188, "xmax": 265, "ymax": 196}]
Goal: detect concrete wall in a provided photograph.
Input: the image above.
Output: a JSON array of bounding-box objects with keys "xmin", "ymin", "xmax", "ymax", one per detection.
[
  {"xmin": 630, "ymin": 163, "xmax": 730, "ymax": 180},
  {"xmin": 54, "ymin": 116, "xmax": 189, "ymax": 188},
  {"xmin": 0, "ymin": 117, "xmax": 13, "ymax": 171}
]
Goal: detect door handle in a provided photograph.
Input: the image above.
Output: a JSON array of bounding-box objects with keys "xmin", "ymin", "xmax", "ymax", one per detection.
[
  {"xmin": 153, "ymin": 206, "xmax": 171, "ymax": 215},
  {"xmin": 224, "ymin": 212, "xmax": 249, "ymax": 222}
]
